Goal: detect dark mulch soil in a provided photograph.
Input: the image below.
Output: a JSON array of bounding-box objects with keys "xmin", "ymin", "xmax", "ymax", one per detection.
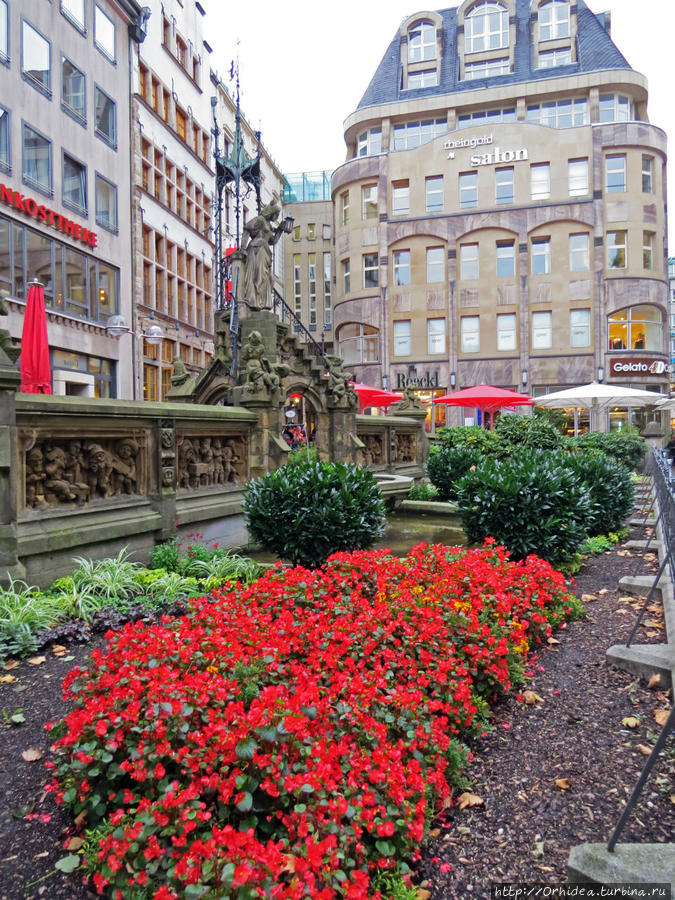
[{"xmin": 0, "ymin": 524, "xmax": 672, "ymax": 899}]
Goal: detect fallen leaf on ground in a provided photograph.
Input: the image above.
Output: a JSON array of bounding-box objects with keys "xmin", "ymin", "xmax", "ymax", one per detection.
[
  {"xmin": 547, "ymin": 637, "xmax": 560, "ymax": 646},
  {"xmin": 598, "ymin": 589, "xmax": 609, "ymax": 595},
  {"xmin": 622, "ymin": 716, "xmax": 639, "ymax": 729},
  {"xmin": 643, "ymin": 620, "xmax": 663, "ymax": 630},
  {"xmin": 618, "ymin": 596, "xmax": 635, "ymax": 603},
  {"xmin": 523, "ymin": 691, "xmax": 544, "ymax": 705},
  {"xmin": 647, "ymin": 674, "xmax": 661, "ymax": 689},
  {"xmin": 28, "ymin": 656, "xmax": 46, "ymax": 666},
  {"xmin": 653, "ymin": 709, "xmax": 670, "ymax": 727},
  {"xmin": 74, "ymin": 810, "xmax": 87, "ymax": 830},
  {"xmin": 646, "ymin": 604, "xmax": 662, "ymax": 614},
  {"xmin": 555, "ymin": 778, "xmax": 571, "ymax": 791},
  {"xmin": 636, "ymin": 744, "xmax": 652, "ymax": 756},
  {"xmin": 428, "ymin": 828, "xmax": 441, "ymax": 838},
  {"xmin": 644, "ymin": 631, "xmax": 660, "ymax": 639},
  {"xmin": 51, "ymin": 645, "xmax": 67, "ymax": 657},
  {"xmin": 417, "ymin": 891, "xmax": 432, "ymax": 900},
  {"xmin": 66, "ymin": 837, "xmax": 84, "ymax": 851},
  {"xmin": 457, "ymin": 792, "xmax": 484, "ymax": 810},
  {"xmin": 0, "ymin": 674, "xmax": 16, "ymax": 684},
  {"xmin": 21, "ymin": 747, "xmax": 43, "ymax": 762},
  {"xmin": 3, "ymin": 660, "xmax": 19, "ymax": 670},
  {"xmin": 581, "ymin": 593, "xmax": 597, "ymax": 603}
]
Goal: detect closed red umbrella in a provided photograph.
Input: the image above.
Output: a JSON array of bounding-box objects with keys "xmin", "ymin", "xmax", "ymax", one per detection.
[{"xmin": 20, "ymin": 280, "xmax": 52, "ymax": 394}]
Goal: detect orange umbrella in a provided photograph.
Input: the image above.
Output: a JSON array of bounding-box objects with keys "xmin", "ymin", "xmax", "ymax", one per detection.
[{"xmin": 20, "ymin": 281, "xmax": 52, "ymax": 393}]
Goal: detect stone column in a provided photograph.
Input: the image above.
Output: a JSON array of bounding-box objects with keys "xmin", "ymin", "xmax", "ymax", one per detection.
[{"xmin": 0, "ymin": 350, "xmax": 22, "ymax": 580}]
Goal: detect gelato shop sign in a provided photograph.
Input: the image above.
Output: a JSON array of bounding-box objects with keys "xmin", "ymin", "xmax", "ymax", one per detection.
[
  {"xmin": 443, "ymin": 134, "xmax": 529, "ymax": 166},
  {"xmin": 609, "ymin": 357, "xmax": 668, "ymax": 377}
]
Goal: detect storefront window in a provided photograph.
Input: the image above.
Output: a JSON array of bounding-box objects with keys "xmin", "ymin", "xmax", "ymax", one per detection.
[
  {"xmin": 26, "ymin": 228, "xmax": 53, "ymax": 304},
  {"xmin": 608, "ymin": 305, "xmax": 662, "ymax": 352},
  {"xmin": 64, "ymin": 247, "xmax": 86, "ymax": 314}
]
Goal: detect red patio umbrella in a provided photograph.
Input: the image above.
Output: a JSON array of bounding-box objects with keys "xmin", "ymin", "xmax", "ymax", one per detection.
[
  {"xmin": 350, "ymin": 381, "xmax": 403, "ymax": 408},
  {"xmin": 432, "ymin": 384, "xmax": 532, "ymax": 427},
  {"xmin": 20, "ymin": 280, "xmax": 52, "ymax": 394}
]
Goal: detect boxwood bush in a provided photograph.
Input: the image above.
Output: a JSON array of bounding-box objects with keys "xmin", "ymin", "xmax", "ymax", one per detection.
[
  {"xmin": 427, "ymin": 444, "xmax": 481, "ymax": 501},
  {"xmin": 242, "ymin": 459, "xmax": 386, "ymax": 568},
  {"xmin": 454, "ymin": 449, "xmax": 593, "ymax": 564}
]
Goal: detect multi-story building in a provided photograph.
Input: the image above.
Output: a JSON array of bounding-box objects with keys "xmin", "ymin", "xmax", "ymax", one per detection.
[
  {"xmin": 669, "ymin": 257, "xmax": 675, "ymax": 391},
  {"xmin": 282, "ymin": 172, "xmax": 334, "ymax": 347},
  {"xmin": 0, "ymin": 0, "xmax": 145, "ymax": 398},
  {"xmin": 332, "ymin": 0, "xmax": 669, "ymax": 430},
  {"xmin": 131, "ymin": 0, "xmax": 214, "ymax": 401}
]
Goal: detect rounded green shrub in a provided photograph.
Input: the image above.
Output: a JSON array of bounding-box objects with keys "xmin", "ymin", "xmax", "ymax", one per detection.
[
  {"xmin": 427, "ymin": 445, "xmax": 481, "ymax": 501},
  {"xmin": 569, "ymin": 431, "xmax": 645, "ymax": 470},
  {"xmin": 454, "ymin": 449, "xmax": 592, "ymax": 563},
  {"xmin": 493, "ymin": 413, "xmax": 563, "ymax": 455},
  {"xmin": 434, "ymin": 425, "xmax": 499, "ymax": 455},
  {"xmin": 242, "ymin": 460, "xmax": 386, "ymax": 568},
  {"xmin": 562, "ymin": 451, "xmax": 634, "ymax": 536}
]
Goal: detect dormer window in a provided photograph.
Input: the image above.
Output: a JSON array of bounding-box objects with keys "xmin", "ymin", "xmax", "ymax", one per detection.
[
  {"xmin": 407, "ymin": 69, "xmax": 438, "ymax": 89},
  {"xmin": 408, "ymin": 20, "xmax": 436, "ymax": 62},
  {"xmin": 465, "ymin": 2, "xmax": 508, "ymax": 53},
  {"xmin": 538, "ymin": 0, "xmax": 570, "ymax": 40},
  {"xmin": 538, "ymin": 47, "xmax": 571, "ymax": 68}
]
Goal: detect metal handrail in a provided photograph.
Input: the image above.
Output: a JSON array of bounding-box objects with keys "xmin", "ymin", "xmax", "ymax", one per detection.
[{"xmin": 272, "ymin": 289, "xmax": 326, "ymax": 363}]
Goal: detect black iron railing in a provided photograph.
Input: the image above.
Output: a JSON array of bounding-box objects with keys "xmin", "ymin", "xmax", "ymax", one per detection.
[{"xmin": 272, "ymin": 289, "xmax": 326, "ymax": 363}]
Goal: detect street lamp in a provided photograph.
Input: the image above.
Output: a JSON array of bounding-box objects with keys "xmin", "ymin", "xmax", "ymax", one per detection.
[{"xmin": 106, "ymin": 314, "xmax": 164, "ymax": 345}]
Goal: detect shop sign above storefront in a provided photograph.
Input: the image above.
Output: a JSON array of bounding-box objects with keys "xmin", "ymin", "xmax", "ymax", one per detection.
[
  {"xmin": 396, "ymin": 368, "xmax": 440, "ymax": 390},
  {"xmin": 609, "ymin": 357, "xmax": 668, "ymax": 377},
  {"xmin": 0, "ymin": 183, "xmax": 98, "ymax": 249}
]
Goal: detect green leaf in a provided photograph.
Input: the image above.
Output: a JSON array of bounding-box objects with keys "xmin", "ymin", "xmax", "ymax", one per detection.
[
  {"xmin": 55, "ymin": 854, "xmax": 80, "ymax": 873},
  {"xmin": 235, "ymin": 737, "xmax": 258, "ymax": 761},
  {"xmin": 236, "ymin": 791, "xmax": 253, "ymax": 812}
]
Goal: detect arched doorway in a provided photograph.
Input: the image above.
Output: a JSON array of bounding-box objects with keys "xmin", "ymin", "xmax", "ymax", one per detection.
[{"xmin": 282, "ymin": 389, "xmax": 319, "ymax": 450}]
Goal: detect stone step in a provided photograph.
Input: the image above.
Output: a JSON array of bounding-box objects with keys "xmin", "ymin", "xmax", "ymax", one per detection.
[{"xmin": 568, "ymin": 842, "xmax": 675, "ymax": 886}]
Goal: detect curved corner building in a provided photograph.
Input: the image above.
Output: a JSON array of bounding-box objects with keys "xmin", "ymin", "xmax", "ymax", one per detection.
[{"xmin": 331, "ymin": 0, "xmax": 669, "ymax": 429}]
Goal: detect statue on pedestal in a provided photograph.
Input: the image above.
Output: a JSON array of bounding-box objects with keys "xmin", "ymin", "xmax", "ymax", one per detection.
[{"xmin": 240, "ymin": 201, "xmax": 285, "ymax": 309}]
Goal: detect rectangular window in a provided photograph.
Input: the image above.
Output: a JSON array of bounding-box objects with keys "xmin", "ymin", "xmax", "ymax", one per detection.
[
  {"xmin": 94, "ymin": 86, "xmax": 116, "ymax": 147},
  {"xmin": 362, "ymin": 184, "xmax": 378, "ymax": 219},
  {"xmin": 605, "ymin": 154, "xmax": 626, "ymax": 193},
  {"xmin": 538, "ymin": 47, "xmax": 572, "ymax": 68},
  {"xmin": 293, "ymin": 253, "xmax": 301, "ymax": 316},
  {"xmin": 425, "ymin": 175, "xmax": 443, "ymax": 212},
  {"xmin": 393, "ymin": 249, "xmax": 411, "ymax": 287},
  {"xmin": 143, "ymin": 364, "xmax": 158, "ymax": 402},
  {"xmin": 642, "ymin": 155, "xmax": 653, "ymax": 193},
  {"xmin": 357, "ymin": 127, "xmax": 382, "ymax": 157},
  {"xmin": 342, "ymin": 258, "xmax": 350, "ymax": 294},
  {"xmin": 0, "ymin": 0, "xmax": 7, "ymax": 63},
  {"xmin": 539, "ymin": 0, "xmax": 570, "ymax": 38},
  {"xmin": 426, "ymin": 246, "xmax": 444, "ymax": 283},
  {"xmin": 307, "ymin": 223, "xmax": 316, "ymax": 240},
  {"xmin": 322, "ymin": 224, "xmax": 331, "ymax": 241},
  {"xmin": 63, "ymin": 153, "xmax": 87, "ymax": 211},
  {"xmin": 643, "ymin": 231, "xmax": 654, "ymax": 270},
  {"xmin": 407, "ymin": 69, "xmax": 438, "ymax": 89},
  {"xmin": 323, "ymin": 252, "xmax": 331, "ymax": 325},
  {"xmin": 427, "ymin": 318, "xmax": 445, "ymax": 354},
  {"xmin": 531, "ymin": 238, "xmax": 551, "ymax": 275},
  {"xmin": 363, "ymin": 253, "xmax": 378, "ymax": 289},
  {"xmin": 527, "ymin": 98, "xmax": 588, "ymax": 128},
  {"xmin": 392, "ymin": 180, "xmax": 409, "ymax": 216},
  {"xmin": 459, "ymin": 171, "xmax": 477, "ymax": 208},
  {"xmin": 22, "ymin": 123, "xmax": 52, "ymax": 194},
  {"xmin": 176, "ymin": 108, "xmax": 187, "ymax": 141},
  {"xmin": 531, "ymin": 311, "xmax": 552, "ymax": 349},
  {"xmin": 570, "ymin": 309, "xmax": 590, "ymax": 347},
  {"xmin": 61, "ymin": 0, "xmax": 85, "ymax": 30},
  {"xmin": 461, "ymin": 316, "xmax": 480, "ymax": 353},
  {"xmin": 606, "ymin": 230, "xmax": 627, "ymax": 269},
  {"xmin": 599, "ymin": 93, "xmax": 631, "ymax": 123},
  {"xmin": 568, "ymin": 158, "xmax": 588, "ymax": 196},
  {"xmin": 530, "ymin": 163, "xmax": 550, "ymax": 200},
  {"xmin": 458, "ymin": 107, "xmax": 516, "ymax": 127},
  {"xmin": 460, "ymin": 243, "xmax": 479, "ymax": 280},
  {"xmin": 0, "ymin": 107, "xmax": 9, "ymax": 173},
  {"xmin": 340, "ymin": 191, "xmax": 349, "ymax": 226},
  {"xmin": 497, "ymin": 313, "xmax": 517, "ymax": 351},
  {"xmin": 94, "ymin": 5, "xmax": 116, "ymax": 62},
  {"xmin": 22, "ymin": 20, "xmax": 51, "ymax": 95},
  {"xmin": 495, "ymin": 241, "xmax": 515, "ymax": 278},
  {"xmin": 392, "ymin": 118, "xmax": 447, "ymax": 151},
  {"xmin": 394, "ymin": 320, "xmax": 411, "ymax": 356},
  {"xmin": 465, "ymin": 58, "xmax": 510, "ymax": 80},
  {"xmin": 308, "ymin": 253, "xmax": 317, "ymax": 325},
  {"xmin": 95, "ymin": 173, "xmax": 117, "ymax": 231},
  {"xmin": 569, "ymin": 233, "xmax": 590, "ymax": 272},
  {"xmin": 61, "ymin": 58, "xmax": 85, "ymax": 123},
  {"xmin": 495, "ymin": 167, "xmax": 514, "ymax": 204}
]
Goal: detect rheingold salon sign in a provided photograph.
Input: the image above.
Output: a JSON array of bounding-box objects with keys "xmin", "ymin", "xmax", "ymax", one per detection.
[
  {"xmin": 609, "ymin": 357, "xmax": 668, "ymax": 377},
  {"xmin": 0, "ymin": 183, "xmax": 98, "ymax": 249}
]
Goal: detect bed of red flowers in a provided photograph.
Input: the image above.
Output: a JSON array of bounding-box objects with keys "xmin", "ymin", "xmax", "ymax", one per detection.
[{"xmin": 45, "ymin": 540, "xmax": 581, "ymax": 899}]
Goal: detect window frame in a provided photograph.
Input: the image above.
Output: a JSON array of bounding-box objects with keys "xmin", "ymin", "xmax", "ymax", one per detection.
[
  {"xmin": 605, "ymin": 154, "xmax": 626, "ymax": 193},
  {"xmin": 62, "ymin": 149, "xmax": 87, "ymax": 215},
  {"xmin": 0, "ymin": 105, "xmax": 10, "ymax": 174},
  {"xmin": 94, "ymin": 4, "xmax": 116, "ymax": 64},
  {"xmin": 95, "ymin": 172, "xmax": 118, "ymax": 232},
  {"xmin": 497, "ymin": 312, "xmax": 517, "ymax": 351},
  {"xmin": 570, "ymin": 308, "xmax": 591, "ymax": 348},
  {"xmin": 537, "ymin": 47, "xmax": 571, "ymax": 68},
  {"xmin": 361, "ymin": 183, "xmax": 378, "ymax": 220},
  {"xmin": 363, "ymin": 252, "xmax": 379, "ymax": 289},
  {"xmin": 531, "ymin": 237, "xmax": 551, "ymax": 275},
  {"xmin": 460, "ymin": 315, "xmax": 480, "ymax": 353},
  {"xmin": 391, "ymin": 180, "xmax": 410, "ymax": 216},
  {"xmin": 340, "ymin": 191, "xmax": 350, "ymax": 227},
  {"xmin": 531, "ymin": 310, "xmax": 553, "ymax": 349},
  {"xmin": 427, "ymin": 317, "xmax": 446, "ymax": 355},
  {"xmin": 21, "ymin": 19, "xmax": 52, "ymax": 98},
  {"xmin": 569, "ymin": 233, "xmax": 590, "ymax": 272},
  {"xmin": 407, "ymin": 69, "xmax": 438, "ymax": 89},
  {"xmin": 22, "ymin": 121, "xmax": 53, "ymax": 197},
  {"xmin": 0, "ymin": 0, "xmax": 9, "ymax": 65},
  {"xmin": 408, "ymin": 20, "xmax": 436, "ymax": 62},
  {"xmin": 464, "ymin": 57, "xmax": 510, "ymax": 80},
  {"xmin": 426, "ymin": 246, "xmax": 445, "ymax": 283},
  {"xmin": 93, "ymin": 84, "xmax": 117, "ymax": 147},
  {"xmin": 641, "ymin": 155, "xmax": 653, "ymax": 193},
  {"xmin": 393, "ymin": 249, "xmax": 411, "ymax": 287},
  {"xmin": 425, "ymin": 175, "xmax": 444, "ymax": 212},
  {"xmin": 496, "ymin": 241, "xmax": 515, "ymax": 278},
  {"xmin": 643, "ymin": 230, "xmax": 654, "ymax": 271},
  {"xmin": 495, "ymin": 166, "xmax": 514, "ymax": 205},
  {"xmin": 530, "ymin": 162, "xmax": 550, "ymax": 200},
  {"xmin": 606, "ymin": 230, "xmax": 627, "ymax": 269},
  {"xmin": 598, "ymin": 93, "xmax": 631, "ymax": 123},
  {"xmin": 460, "ymin": 243, "xmax": 479, "ymax": 280},
  {"xmin": 538, "ymin": 0, "xmax": 570, "ymax": 40},
  {"xmin": 342, "ymin": 258, "xmax": 351, "ymax": 294},
  {"xmin": 465, "ymin": 1, "xmax": 508, "ymax": 53},
  {"xmin": 459, "ymin": 171, "xmax": 478, "ymax": 209},
  {"xmin": 60, "ymin": 0, "xmax": 85, "ymax": 32},
  {"xmin": 568, "ymin": 157, "xmax": 588, "ymax": 196},
  {"xmin": 61, "ymin": 55, "xmax": 86, "ymax": 126},
  {"xmin": 393, "ymin": 319, "xmax": 412, "ymax": 356}
]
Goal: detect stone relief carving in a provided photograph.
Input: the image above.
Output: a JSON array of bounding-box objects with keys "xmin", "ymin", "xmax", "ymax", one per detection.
[
  {"xmin": 160, "ymin": 420, "xmax": 176, "ymax": 491},
  {"xmin": 359, "ymin": 434, "xmax": 384, "ymax": 467},
  {"xmin": 241, "ymin": 331, "xmax": 289, "ymax": 399},
  {"xmin": 23, "ymin": 436, "xmax": 143, "ymax": 509},
  {"xmin": 176, "ymin": 435, "xmax": 246, "ymax": 491},
  {"xmin": 395, "ymin": 433, "xmax": 416, "ymax": 463}
]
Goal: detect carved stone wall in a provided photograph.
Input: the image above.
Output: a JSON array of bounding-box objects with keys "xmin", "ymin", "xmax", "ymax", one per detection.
[{"xmin": 176, "ymin": 433, "xmax": 247, "ymax": 491}]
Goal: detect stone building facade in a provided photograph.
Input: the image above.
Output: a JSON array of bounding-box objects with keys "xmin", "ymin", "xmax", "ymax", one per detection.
[
  {"xmin": 332, "ymin": 0, "xmax": 669, "ymax": 430},
  {"xmin": 0, "ymin": 0, "xmax": 145, "ymax": 398}
]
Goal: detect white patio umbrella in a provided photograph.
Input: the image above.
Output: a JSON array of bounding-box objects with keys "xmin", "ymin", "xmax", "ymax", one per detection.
[
  {"xmin": 534, "ymin": 382, "xmax": 661, "ymax": 435},
  {"xmin": 655, "ymin": 395, "xmax": 675, "ymax": 411}
]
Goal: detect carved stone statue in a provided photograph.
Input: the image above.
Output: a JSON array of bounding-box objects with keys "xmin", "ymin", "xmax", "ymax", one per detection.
[
  {"xmin": 170, "ymin": 356, "xmax": 190, "ymax": 387},
  {"xmin": 84, "ymin": 442, "xmax": 115, "ymax": 499},
  {"xmin": 325, "ymin": 355, "xmax": 358, "ymax": 409},
  {"xmin": 241, "ymin": 330, "xmax": 288, "ymax": 398},
  {"xmin": 240, "ymin": 201, "xmax": 285, "ymax": 309},
  {"xmin": 362, "ymin": 434, "xmax": 383, "ymax": 466},
  {"xmin": 44, "ymin": 446, "xmax": 77, "ymax": 503},
  {"xmin": 395, "ymin": 433, "xmax": 416, "ymax": 463},
  {"xmin": 394, "ymin": 384, "xmax": 427, "ymax": 412},
  {"xmin": 112, "ymin": 437, "xmax": 139, "ymax": 494},
  {"xmin": 25, "ymin": 447, "xmax": 47, "ymax": 508}
]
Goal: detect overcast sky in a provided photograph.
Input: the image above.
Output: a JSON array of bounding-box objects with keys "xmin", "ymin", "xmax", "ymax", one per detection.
[{"xmin": 209, "ymin": 0, "xmax": 674, "ymax": 236}]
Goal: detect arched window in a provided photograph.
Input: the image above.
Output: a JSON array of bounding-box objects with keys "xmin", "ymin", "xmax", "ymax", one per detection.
[
  {"xmin": 608, "ymin": 306, "xmax": 663, "ymax": 352},
  {"xmin": 408, "ymin": 20, "xmax": 436, "ymax": 62},
  {"xmin": 465, "ymin": 1, "xmax": 508, "ymax": 53},
  {"xmin": 538, "ymin": 0, "xmax": 570, "ymax": 41}
]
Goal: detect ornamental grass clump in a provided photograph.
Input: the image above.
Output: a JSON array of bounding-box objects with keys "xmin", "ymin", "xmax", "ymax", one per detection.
[
  {"xmin": 47, "ymin": 541, "xmax": 580, "ymax": 899},
  {"xmin": 242, "ymin": 459, "xmax": 386, "ymax": 568}
]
